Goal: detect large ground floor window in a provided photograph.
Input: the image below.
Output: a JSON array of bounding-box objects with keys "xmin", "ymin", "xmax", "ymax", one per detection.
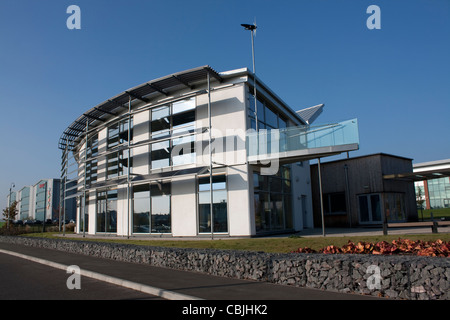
[
  {"xmin": 79, "ymin": 196, "xmax": 89, "ymax": 232},
  {"xmin": 254, "ymin": 165, "xmax": 293, "ymax": 233},
  {"xmin": 198, "ymin": 175, "xmax": 228, "ymax": 233},
  {"xmin": 384, "ymin": 193, "xmax": 406, "ymax": 222},
  {"xmin": 96, "ymin": 189, "xmax": 117, "ymax": 233},
  {"xmin": 132, "ymin": 182, "xmax": 171, "ymax": 234}
]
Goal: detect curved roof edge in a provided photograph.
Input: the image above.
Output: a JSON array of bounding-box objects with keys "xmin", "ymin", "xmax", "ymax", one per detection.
[{"xmin": 58, "ymin": 65, "xmax": 222, "ymax": 151}]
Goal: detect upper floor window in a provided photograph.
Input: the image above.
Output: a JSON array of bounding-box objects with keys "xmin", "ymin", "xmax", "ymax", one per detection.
[
  {"xmin": 150, "ymin": 97, "xmax": 196, "ymax": 170},
  {"xmin": 248, "ymin": 93, "xmax": 288, "ymax": 131},
  {"xmin": 107, "ymin": 118, "xmax": 133, "ymax": 150}
]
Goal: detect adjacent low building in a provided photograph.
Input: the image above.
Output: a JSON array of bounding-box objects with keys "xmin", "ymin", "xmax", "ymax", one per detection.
[{"xmin": 310, "ymin": 153, "xmax": 418, "ymax": 228}]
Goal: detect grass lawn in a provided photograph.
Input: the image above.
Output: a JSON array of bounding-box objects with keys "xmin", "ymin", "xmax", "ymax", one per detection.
[
  {"xmin": 417, "ymin": 207, "xmax": 450, "ymax": 221},
  {"xmin": 22, "ymin": 232, "xmax": 450, "ymax": 253}
]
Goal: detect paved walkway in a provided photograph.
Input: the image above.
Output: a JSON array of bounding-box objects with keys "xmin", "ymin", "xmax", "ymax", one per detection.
[{"xmin": 291, "ymin": 226, "xmax": 450, "ymax": 237}]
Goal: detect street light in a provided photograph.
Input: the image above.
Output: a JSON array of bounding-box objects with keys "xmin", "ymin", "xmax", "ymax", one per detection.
[
  {"xmin": 241, "ymin": 22, "xmax": 258, "ymax": 132},
  {"xmin": 8, "ymin": 183, "xmax": 15, "ymax": 228}
]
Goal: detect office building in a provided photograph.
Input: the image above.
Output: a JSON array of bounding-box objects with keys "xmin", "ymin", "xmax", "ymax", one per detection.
[{"xmin": 59, "ymin": 66, "xmax": 359, "ymax": 237}]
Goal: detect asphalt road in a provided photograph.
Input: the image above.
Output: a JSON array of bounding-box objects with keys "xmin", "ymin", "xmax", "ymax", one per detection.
[
  {"xmin": 0, "ymin": 242, "xmax": 380, "ymax": 301},
  {"xmin": 0, "ymin": 252, "xmax": 163, "ymax": 300}
]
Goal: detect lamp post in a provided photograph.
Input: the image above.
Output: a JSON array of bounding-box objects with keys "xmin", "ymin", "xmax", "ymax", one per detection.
[
  {"xmin": 8, "ymin": 183, "xmax": 15, "ymax": 228},
  {"xmin": 241, "ymin": 23, "xmax": 258, "ymax": 132}
]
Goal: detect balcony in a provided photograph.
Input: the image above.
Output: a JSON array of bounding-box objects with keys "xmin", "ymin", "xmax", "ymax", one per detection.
[{"xmin": 247, "ymin": 118, "xmax": 360, "ymax": 165}]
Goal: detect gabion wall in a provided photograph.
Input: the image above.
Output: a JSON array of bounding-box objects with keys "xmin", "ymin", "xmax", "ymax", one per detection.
[{"xmin": 0, "ymin": 236, "xmax": 448, "ymax": 300}]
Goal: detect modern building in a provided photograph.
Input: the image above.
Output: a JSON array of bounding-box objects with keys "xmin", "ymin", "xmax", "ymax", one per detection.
[
  {"xmin": 5, "ymin": 179, "xmax": 69, "ymax": 222},
  {"xmin": 59, "ymin": 66, "xmax": 359, "ymax": 237},
  {"xmin": 310, "ymin": 153, "xmax": 418, "ymax": 228},
  {"xmin": 413, "ymin": 159, "xmax": 450, "ymax": 210}
]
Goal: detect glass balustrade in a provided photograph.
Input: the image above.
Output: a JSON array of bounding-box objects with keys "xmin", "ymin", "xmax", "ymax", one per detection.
[{"xmin": 247, "ymin": 119, "xmax": 359, "ymax": 158}]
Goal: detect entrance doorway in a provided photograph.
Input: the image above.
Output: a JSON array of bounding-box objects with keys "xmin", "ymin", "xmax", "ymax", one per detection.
[{"xmin": 358, "ymin": 194, "xmax": 382, "ymax": 224}]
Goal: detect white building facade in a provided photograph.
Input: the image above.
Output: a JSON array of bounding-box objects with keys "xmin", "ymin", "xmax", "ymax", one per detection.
[{"xmin": 60, "ymin": 66, "xmax": 358, "ymax": 237}]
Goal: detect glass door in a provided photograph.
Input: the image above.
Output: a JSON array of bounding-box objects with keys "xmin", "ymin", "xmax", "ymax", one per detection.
[{"xmin": 358, "ymin": 194, "xmax": 382, "ymax": 224}]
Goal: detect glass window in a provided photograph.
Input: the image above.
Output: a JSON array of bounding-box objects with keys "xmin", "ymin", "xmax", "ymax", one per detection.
[
  {"xmin": 426, "ymin": 177, "xmax": 450, "ymax": 208},
  {"xmin": 172, "ymin": 134, "xmax": 195, "ymax": 166},
  {"xmin": 86, "ymin": 134, "xmax": 98, "ymax": 185},
  {"xmin": 172, "ymin": 98, "xmax": 195, "ymax": 114},
  {"xmin": 132, "ymin": 183, "xmax": 171, "ymax": 234},
  {"xmin": 323, "ymin": 193, "xmax": 347, "ymax": 215},
  {"xmin": 86, "ymin": 159, "xmax": 98, "ymax": 185},
  {"xmin": 265, "ymin": 106, "xmax": 278, "ymax": 128},
  {"xmin": 87, "ymin": 134, "xmax": 98, "ymax": 158},
  {"xmin": 107, "ymin": 118, "xmax": 132, "ymax": 150},
  {"xmin": 133, "ymin": 184, "xmax": 150, "ymax": 233},
  {"xmin": 96, "ymin": 189, "xmax": 117, "ymax": 233},
  {"xmin": 151, "ymin": 183, "xmax": 171, "ymax": 233},
  {"xmin": 149, "ymin": 98, "xmax": 196, "ymax": 170},
  {"xmin": 79, "ymin": 196, "xmax": 89, "ymax": 233},
  {"xmin": 254, "ymin": 165, "xmax": 292, "ymax": 234},
  {"xmin": 107, "ymin": 122, "xmax": 120, "ymax": 149},
  {"xmin": 151, "ymin": 106, "xmax": 170, "ymax": 134},
  {"xmin": 359, "ymin": 193, "xmax": 382, "ymax": 223},
  {"xmin": 359, "ymin": 196, "xmax": 370, "ymax": 222},
  {"xmin": 198, "ymin": 175, "xmax": 228, "ymax": 233},
  {"xmin": 371, "ymin": 194, "xmax": 381, "ymax": 221},
  {"xmin": 256, "ymin": 98, "xmax": 265, "ymax": 123},
  {"xmin": 151, "ymin": 140, "xmax": 171, "ymax": 169}
]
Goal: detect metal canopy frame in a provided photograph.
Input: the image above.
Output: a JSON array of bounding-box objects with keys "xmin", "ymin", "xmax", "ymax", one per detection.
[
  {"xmin": 383, "ymin": 168, "xmax": 450, "ymax": 182},
  {"xmin": 58, "ymin": 65, "xmax": 222, "ymax": 151}
]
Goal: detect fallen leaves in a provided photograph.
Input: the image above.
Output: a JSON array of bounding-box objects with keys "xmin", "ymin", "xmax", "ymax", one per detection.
[{"xmin": 292, "ymin": 238, "xmax": 449, "ymax": 257}]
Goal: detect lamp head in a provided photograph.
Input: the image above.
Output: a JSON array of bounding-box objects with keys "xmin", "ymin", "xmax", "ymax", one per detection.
[{"xmin": 241, "ymin": 23, "xmax": 257, "ymax": 31}]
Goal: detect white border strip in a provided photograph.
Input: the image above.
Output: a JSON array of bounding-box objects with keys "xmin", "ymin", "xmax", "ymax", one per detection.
[{"xmin": 0, "ymin": 249, "xmax": 202, "ymax": 300}]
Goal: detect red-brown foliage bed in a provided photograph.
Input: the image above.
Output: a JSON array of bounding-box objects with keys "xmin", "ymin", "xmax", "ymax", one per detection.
[{"xmin": 292, "ymin": 238, "xmax": 449, "ymax": 257}]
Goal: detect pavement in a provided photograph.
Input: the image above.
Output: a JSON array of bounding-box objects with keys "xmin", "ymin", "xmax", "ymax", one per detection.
[
  {"xmin": 289, "ymin": 225, "xmax": 450, "ymax": 237},
  {"xmin": 0, "ymin": 241, "xmax": 381, "ymax": 301}
]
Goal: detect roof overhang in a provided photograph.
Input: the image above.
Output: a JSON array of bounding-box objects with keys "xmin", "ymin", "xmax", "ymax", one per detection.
[
  {"xmin": 383, "ymin": 168, "xmax": 450, "ymax": 182},
  {"xmin": 296, "ymin": 104, "xmax": 324, "ymax": 125},
  {"xmin": 59, "ymin": 66, "xmax": 222, "ymax": 151}
]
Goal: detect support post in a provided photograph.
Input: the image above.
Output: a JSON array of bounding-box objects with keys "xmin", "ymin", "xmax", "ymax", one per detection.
[
  {"xmin": 318, "ymin": 158, "xmax": 325, "ymax": 237},
  {"xmin": 83, "ymin": 120, "xmax": 88, "ymax": 238},
  {"xmin": 63, "ymin": 138, "xmax": 68, "ymax": 236},
  {"xmin": 208, "ymin": 71, "xmax": 214, "ymax": 240},
  {"xmin": 127, "ymin": 96, "xmax": 132, "ymax": 239},
  {"xmin": 251, "ymin": 29, "xmax": 258, "ymax": 133}
]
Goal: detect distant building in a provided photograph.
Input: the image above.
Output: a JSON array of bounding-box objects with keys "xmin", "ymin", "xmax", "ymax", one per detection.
[
  {"xmin": 413, "ymin": 159, "xmax": 450, "ymax": 210},
  {"xmin": 6, "ymin": 179, "xmax": 75, "ymax": 222},
  {"xmin": 310, "ymin": 153, "xmax": 418, "ymax": 228}
]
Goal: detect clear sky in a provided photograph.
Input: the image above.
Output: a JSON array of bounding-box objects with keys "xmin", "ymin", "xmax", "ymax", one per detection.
[{"xmin": 1, "ymin": 0, "xmax": 449, "ymax": 210}]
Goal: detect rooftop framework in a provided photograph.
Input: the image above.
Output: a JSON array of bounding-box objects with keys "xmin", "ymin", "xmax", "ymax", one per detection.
[{"xmin": 58, "ymin": 66, "xmax": 222, "ymax": 151}]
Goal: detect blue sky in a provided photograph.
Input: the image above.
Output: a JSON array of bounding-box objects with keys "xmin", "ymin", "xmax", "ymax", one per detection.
[{"xmin": 1, "ymin": 0, "xmax": 449, "ymax": 210}]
